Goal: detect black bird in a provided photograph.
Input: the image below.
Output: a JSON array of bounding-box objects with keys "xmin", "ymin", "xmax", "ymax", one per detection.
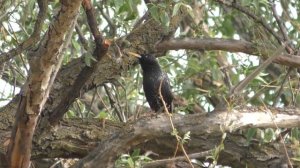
[{"xmin": 129, "ymin": 52, "xmax": 173, "ymax": 113}]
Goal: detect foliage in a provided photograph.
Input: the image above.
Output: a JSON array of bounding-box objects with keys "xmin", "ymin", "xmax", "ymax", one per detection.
[
  {"xmin": 115, "ymin": 149, "xmax": 152, "ymax": 168},
  {"xmin": 1, "ymin": 0, "xmax": 300, "ymax": 167}
]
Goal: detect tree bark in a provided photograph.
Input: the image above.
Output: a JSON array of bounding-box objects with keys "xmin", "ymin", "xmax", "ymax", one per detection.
[
  {"xmin": 0, "ymin": 1, "xmax": 299, "ymax": 168},
  {"xmin": 6, "ymin": 1, "xmax": 82, "ymax": 167},
  {"xmin": 156, "ymin": 38, "xmax": 300, "ymax": 67},
  {"xmin": 1, "ymin": 107, "xmax": 299, "ymax": 167}
]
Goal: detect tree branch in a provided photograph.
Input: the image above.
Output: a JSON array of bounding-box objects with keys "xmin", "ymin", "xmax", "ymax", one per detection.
[
  {"xmin": 48, "ymin": 0, "xmax": 109, "ymax": 125},
  {"xmin": 66, "ymin": 107, "xmax": 300, "ymax": 167},
  {"xmin": 143, "ymin": 150, "xmax": 214, "ymax": 168},
  {"xmin": 40, "ymin": 4, "xmax": 191, "ymax": 126},
  {"xmin": 1, "ymin": 107, "xmax": 299, "ymax": 167},
  {"xmin": 214, "ymin": 0, "xmax": 283, "ymax": 44},
  {"xmin": 7, "ymin": 1, "xmax": 82, "ymax": 167},
  {"xmin": 230, "ymin": 45, "xmax": 285, "ymax": 96},
  {"xmin": 156, "ymin": 38, "xmax": 300, "ymax": 67}
]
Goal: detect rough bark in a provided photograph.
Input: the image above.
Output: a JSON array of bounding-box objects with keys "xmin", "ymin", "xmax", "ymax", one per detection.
[
  {"xmin": 6, "ymin": 1, "xmax": 82, "ymax": 167},
  {"xmin": 0, "ymin": 1, "xmax": 299, "ymax": 168},
  {"xmin": 1, "ymin": 107, "xmax": 299, "ymax": 167},
  {"xmin": 48, "ymin": 0, "xmax": 109, "ymax": 125}
]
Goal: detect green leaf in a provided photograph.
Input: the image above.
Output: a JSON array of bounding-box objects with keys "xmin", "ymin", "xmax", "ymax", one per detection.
[
  {"xmin": 131, "ymin": 148, "xmax": 140, "ymax": 158},
  {"xmin": 246, "ymin": 128, "xmax": 257, "ymax": 145},
  {"xmin": 112, "ymin": 0, "xmax": 123, "ymax": 8},
  {"xmin": 254, "ymin": 75, "xmax": 268, "ymax": 84},
  {"xmin": 171, "ymin": 128, "xmax": 178, "ymax": 136},
  {"xmin": 172, "ymin": 3, "xmax": 182, "ymax": 17},
  {"xmin": 264, "ymin": 128, "xmax": 275, "ymax": 143},
  {"xmin": 85, "ymin": 56, "xmax": 91, "ymax": 66},
  {"xmin": 149, "ymin": 5, "xmax": 160, "ymax": 23},
  {"xmin": 127, "ymin": 0, "xmax": 134, "ymax": 11},
  {"xmin": 72, "ymin": 39, "xmax": 80, "ymax": 51},
  {"xmin": 183, "ymin": 4, "xmax": 195, "ymax": 19},
  {"xmin": 98, "ymin": 111, "xmax": 108, "ymax": 119},
  {"xmin": 291, "ymin": 128, "xmax": 300, "ymax": 140},
  {"xmin": 220, "ymin": 15, "xmax": 235, "ymax": 36},
  {"xmin": 160, "ymin": 11, "xmax": 170, "ymax": 28},
  {"xmin": 127, "ymin": 157, "xmax": 135, "ymax": 168},
  {"xmin": 118, "ymin": 3, "xmax": 129, "ymax": 14},
  {"xmin": 291, "ymin": 157, "xmax": 300, "ymax": 162},
  {"xmin": 157, "ymin": 3, "xmax": 167, "ymax": 9},
  {"xmin": 124, "ymin": 12, "xmax": 137, "ymax": 21},
  {"xmin": 67, "ymin": 110, "xmax": 76, "ymax": 118},
  {"xmin": 83, "ymin": 53, "xmax": 96, "ymax": 67},
  {"xmin": 182, "ymin": 131, "xmax": 191, "ymax": 143}
]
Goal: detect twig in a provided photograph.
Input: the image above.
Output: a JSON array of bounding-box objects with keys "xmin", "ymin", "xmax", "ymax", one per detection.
[
  {"xmin": 82, "ymin": 0, "xmax": 103, "ymax": 47},
  {"xmin": 98, "ymin": 4, "xmax": 116, "ymax": 37},
  {"xmin": 272, "ymin": 68, "xmax": 292, "ymax": 107},
  {"xmin": 0, "ymin": 0, "xmax": 48, "ymax": 65},
  {"xmin": 268, "ymin": 0, "xmax": 289, "ymax": 44},
  {"xmin": 143, "ymin": 150, "xmax": 214, "ymax": 168},
  {"xmin": 49, "ymin": 0, "xmax": 110, "ymax": 124},
  {"xmin": 75, "ymin": 23, "xmax": 89, "ymax": 51},
  {"xmin": 75, "ymin": 100, "xmax": 84, "ymax": 119},
  {"xmin": 96, "ymin": 88, "xmax": 111, "ymax": 113},
  {"xmin": 133, "ymin": 11, "xmax": 150, "ymax": 30},
  {"xmin": 215, "ymin": 0, "xmax": 282, "ymax": 44},
  {"xmin": 260, "ymin": 100, "xmax": 293, "ymax": 168},
  {"xmin": 230, "ymin": 45, "xmax": 285, "ymax": 96},
  {"xmin": 294, "ymin": 76, "xmax": 300, "ymax": 107},
  {"xmin": 158, "ymin": 78, "xmax": 194, "ymax": 168},
  {"xmin": 112, "ymin": 83, "xmax": 127, "ymax": 122},
  {"xmin": 216, "ymin": 52, "xmax": 233, "ymax": 90},
  {"xmin": 114, "ymin": 80, "xmax": 130, "ymax": 120},
  {"xmin": 86, "ymin": 88, "xmax": 97, "ymax": 117},
  {"xmin": 288, "ymin": 75, "xmax": 295, "ymax": 104},
  {"xmin": 103, "ymin": 84, "xmax": 124, "ymax": 122},
  {"xmin": 268, "ymin": 0, "xmax": 296, "ymax": 107}
]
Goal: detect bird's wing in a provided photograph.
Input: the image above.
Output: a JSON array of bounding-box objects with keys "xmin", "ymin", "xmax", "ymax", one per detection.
[
  {"xmin": 157, "ymin": 73, "xmax": 173, "ymax": 112},
  {"xmin": 143, "ymin": 74, "xmax": 161, "ymax": 111}
]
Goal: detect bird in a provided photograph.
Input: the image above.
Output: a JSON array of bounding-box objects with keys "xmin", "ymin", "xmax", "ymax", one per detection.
[{"xmin": 128, "ymin": 52, "xmax": 173, "ymax": 113}]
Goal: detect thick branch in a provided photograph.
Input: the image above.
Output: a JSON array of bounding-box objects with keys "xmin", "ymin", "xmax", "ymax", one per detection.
[
  {"xmin": 156, "ymin": 38, "xmax": 300, "ymax": 67},
  {"xmin": 1, "ymin": 107, "xmax": 299, "ymax": 167},
  {"xmin": 41, "ymin": 5, "xmax": 190, "ymax": 125},
  {"xmin": 70, "ymin": 107, "xmax": 299, "ymax": 167},
  {"xmin": 7, "ymin": 1, "xmax": 82, "ymax": 167},
  {"xmin": 48, "ymin": 0, "xmax": 109, "ymax": 125}
]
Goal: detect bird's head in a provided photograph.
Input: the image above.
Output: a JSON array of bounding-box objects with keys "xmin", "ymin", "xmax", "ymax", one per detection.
[
  {"xmin": 127, "ymin": 51, "xmax": 161, "ymax": 72},
  {"xmin": 139, "ymin": 54, "xmax": 158, "ymax": 65},
  {"xmin": 127, "ymin": 52, "xmax": 159, "ymax": 65}
]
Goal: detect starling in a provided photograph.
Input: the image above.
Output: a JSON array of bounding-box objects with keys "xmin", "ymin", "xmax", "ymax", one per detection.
[{"xmin": 129, "ymin": 52, "xmax": 173, "ymax": 113}]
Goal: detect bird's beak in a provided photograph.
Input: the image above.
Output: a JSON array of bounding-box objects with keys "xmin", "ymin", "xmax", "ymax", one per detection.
[{"xmin": 127, "ymin": 51, "xmax": 141, "ymax": 58}]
